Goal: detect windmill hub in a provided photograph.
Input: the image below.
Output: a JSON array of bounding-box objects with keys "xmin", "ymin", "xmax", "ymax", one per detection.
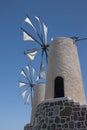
[
  {"xmin": 41, "ymin": 44, "xmax": 49, "ymax": 50},
  {"xmin": 30, "ymin": 83, "xmax": 35, "ymax": 88}
]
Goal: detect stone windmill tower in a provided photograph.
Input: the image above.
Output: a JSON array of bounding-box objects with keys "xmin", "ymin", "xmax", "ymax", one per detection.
[
  {"xmin": 45, "ymin": 37, "xmax": 86, "ymax": 103},
  {"xmin": 24, "ymin": 37, "xmax": 87, "ymax": 130},
  {"xmin": 32, "ymin": 37, "xmax": 87, "ymax": 130},
  {"xmin": 21, "ymin": 16, "xmax": 87, "ymax": 130}
]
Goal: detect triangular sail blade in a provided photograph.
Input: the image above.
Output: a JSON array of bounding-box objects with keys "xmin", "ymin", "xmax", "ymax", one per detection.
[
  {"xmin": 40, "ymin": 63, "xmax": 46, "ymax": 79},
  {"xmin": 21, "ymin": 69, "xmax": 26, "ymax": 78},
  {"xmin": 25, "ymin": 17, "xmax": 36, "ymax": 32},
  {"xmin": 32, "ymin": 67, "xmax": 35, "ymax": 78},
  {"xmin": 26, "ymin": 65, "xmax": 30, "ymax": 74},
  {"xmin": 35, "ymin": 16, "xmax": 40, "ymax": 22},
  {"xmin": 21, "ymin": 90, "xmax": 27, "ymax": 98},
  {"xmin": 25, "ymin": 49, "xmax": 38, "ymax": 61},
  {"xmin": 23, "ymin": 31, "xmax": 35, "ymax": 41},
  {"xmin": 35, "ymin": 16, "xmax": 41, "ymax": 31},
  {"xmin": 36, "ymin": 76, "xmax": 39, "ymax": 82},
  {"xmin": 19, "ymin": 81, "xmax": 27, "ymax": 88},
  {"xmin": 26, "ymin": 93, "xmax": 30, "ymax": 104},
  {"xmin": 43, "ymin": 23, "xmax": 48, "ymax": 44},
  {"xmin": 26, "ymin": 53, "xmax": 37, "ymax": 61},
  {"xmin": 21, "ymin": 27, "xmax": 42, "ymax": 45},
  {"xmin": 35, "ymin": 16, "xmax": 43, "ymax": 41}
]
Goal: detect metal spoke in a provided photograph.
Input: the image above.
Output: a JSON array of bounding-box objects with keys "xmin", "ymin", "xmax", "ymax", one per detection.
[{"xmin": 76, "ymin": 37, "xmax": 87, "ymax": 41}]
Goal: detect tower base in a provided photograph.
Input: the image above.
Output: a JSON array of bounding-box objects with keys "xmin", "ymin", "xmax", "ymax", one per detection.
[{"xmin": 25, "ymin": 97, "xmax": 87, "ymax": 130}]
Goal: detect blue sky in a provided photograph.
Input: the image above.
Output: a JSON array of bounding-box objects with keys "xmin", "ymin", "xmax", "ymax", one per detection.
[{"xmin": 0, "ymin": 0, "xmax": 87, "ymax": 130}]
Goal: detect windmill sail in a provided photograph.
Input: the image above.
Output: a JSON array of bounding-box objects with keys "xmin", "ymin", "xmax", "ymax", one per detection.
[
  {"xmin": 23, "ymin": 31, "xmax": 35, "ymax": 41},
  {"xmin": 36, "ymin": 76, "xmax": 39, "ymax": 82},
  {"xmin": 26, "ymin": 65, "xmax": 30, "ymax": 74},
  {"xmin": 21, "ymin": 90, "xmax": 27, "ymax": 98},
  {"xmin": 21, "ymin": 69, "xmax": 27, "ymax": 78},
  {"xmin": 25, "ymin": 49, "xmax": 38, "ymax": 61},
  {"xmin": 26, "ymin": 93, "xmax": 30, "ymax": 104},
  {"xmin": 35, "ymin": 16, "xmax": 40, "ymax": 22},
  {"xmin": 43, "ymin": 23, "xmax": 48, "ymax": 44},
  {"xmin": 19, "ymin": 81, "xmax": 27, "ymax": 88},
  {"xmin": 35, "ymin": 16, "xmax": 43, "ymax": 41},
  {"xmin": 25, "ymin": 16, "xmax": 36, "ymax": 32},
  {"xmin": 19, "ymin": 64, "xmax": 40, "ymax": 105},
  {"xmin": 21, "ymin": 27, "xmax": 41, "ymax": 45},
  {"xmin": 40, "ymin": 63, "xmax": 46, "ymax": 79},
  {"xmin": 32, "ymin": 67, "xmax": 35, "ymax": 78}
]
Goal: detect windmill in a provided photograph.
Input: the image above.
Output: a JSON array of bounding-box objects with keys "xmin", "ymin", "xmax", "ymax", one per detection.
[
  {"xmin": 19, "ymin": 64, "xmax": 40, "ymax": 106},
  {"xmin": 21, "ymin": 15, "xmax": 51, "ymax": 78},
  {"xmin": 70, "ymin": 36, "xmax": 87, "ymax": 42}
]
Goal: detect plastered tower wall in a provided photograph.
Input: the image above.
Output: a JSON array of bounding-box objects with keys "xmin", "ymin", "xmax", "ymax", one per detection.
[
  {"xmin": 30, "ymin": 83, "xmax": 45, "ymax": 125},
  {"xmin": 45, "ymin": 37, "xmax": 86, "ymax": 103}
]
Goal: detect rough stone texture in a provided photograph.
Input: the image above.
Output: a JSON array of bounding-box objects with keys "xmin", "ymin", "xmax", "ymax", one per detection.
[
  {"xmin": 45, "ymin": 37, "xmax": 86, "ymax": 104},
  {"xmin": 32, "ymin": 97, "xmax": 87, "ymax": 130},
  {"xmin": 24, "ymin": 124, "xmax": 32, "ymax": 130}
]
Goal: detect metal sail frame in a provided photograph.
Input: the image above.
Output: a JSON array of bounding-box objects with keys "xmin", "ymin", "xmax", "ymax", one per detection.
[
  {"xmin": 19, "ymin": 64, "xmax": 40, "ymax": 106},
  {"xmin": 71, "ymin": 36, "xmax": 87, "ymax": 42},
  {"xmin": 21, "ymin": 15, "xmax": 49, "ymax": 79}
]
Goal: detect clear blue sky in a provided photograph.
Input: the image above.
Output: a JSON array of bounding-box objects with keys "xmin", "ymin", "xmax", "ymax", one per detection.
[{"xmin": 0, "ymin": 0, "xmax": 87, "ymax": 130}]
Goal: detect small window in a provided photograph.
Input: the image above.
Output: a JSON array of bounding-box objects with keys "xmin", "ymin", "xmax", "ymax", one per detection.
[{"xmin": 54, "ymin": 77, "xmax": 64, "ymax": 98}]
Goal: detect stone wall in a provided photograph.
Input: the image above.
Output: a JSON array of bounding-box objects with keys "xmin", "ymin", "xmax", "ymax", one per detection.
[
  {"xmin": 33, "ymin": 97, "xmax": 87, "ymax": 130},
  {"xmin": 24, "ymin": 124, "xmax": 32, "ymax": 130}
]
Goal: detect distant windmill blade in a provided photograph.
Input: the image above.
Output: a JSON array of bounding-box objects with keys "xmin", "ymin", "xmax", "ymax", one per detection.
[
  {"xmin": 32, "ymin": 67, "xmax": 35, "ymax": 78},
  {"xmin": 19, "ymin": 81, "xmax": 28, "ymax": 88},
  {"xmin": 19, "ymin": 64, "xmax": 40, "ymax": 106},
  {"xmin": 21, "ymin": 27, "xmax": 41, "ymax": 45},
  {"xmin": 24, "ymin": 48, "xmax": 39, "ymax": 61},
  {"xmin": 35, "ymin": 16, "xmax": 44, "ymax": 43},
  {"xmin": 25, "ymin": 16, "xmax": 36, "ymax": 32},
  {"xmin": 26, "ymin": 65, "xmax": 30, "ymax": 74},
  {"xmin": 21, "ymin": 89, "xmax": 27, "ymax": 98},
  {"xmin": 35, "ymin": 76, "xmax": 39, "ymax": 82},
  {"xmin": 21, "ymin": 68, "xmax": 30, "ymax": 82},
  {"xmin": 26, "ymin": 15, "xmax": 42, "ymax": 42},
  {"xmin": 35, "ymin": 16, "xmax": 40, "ymax": 22},
  {"xmin": 25, "ymin": 93, "xmax": 30, "ymax": 104},
  {"xmin": 25, "ymin": 15, "xmax": 43, "ymax": 43},
  {"xmin": 21, "ymin": 69, "xmax": 27, "ymax": 78},
  {"xmin": 40, "ymin": 63, "xmax": 46, "ymax": 79},
  {"xmin": 35, "ymin": 16, "xmax": 42, "ymax": 33},
  {"xmin": 43, "ymin": 23, "xmax": 48, "ymax": 44}
]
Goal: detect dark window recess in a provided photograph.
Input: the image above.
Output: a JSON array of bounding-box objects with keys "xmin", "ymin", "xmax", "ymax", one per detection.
[{"xmin": 54, "ymin": 77, "xmax": 64, "ymax": 98}]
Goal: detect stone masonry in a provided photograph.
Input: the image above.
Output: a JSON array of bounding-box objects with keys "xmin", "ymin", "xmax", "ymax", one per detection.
[{"xmin": 32, "ymin": 97, "xmax": 87, "ymax": 130}]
